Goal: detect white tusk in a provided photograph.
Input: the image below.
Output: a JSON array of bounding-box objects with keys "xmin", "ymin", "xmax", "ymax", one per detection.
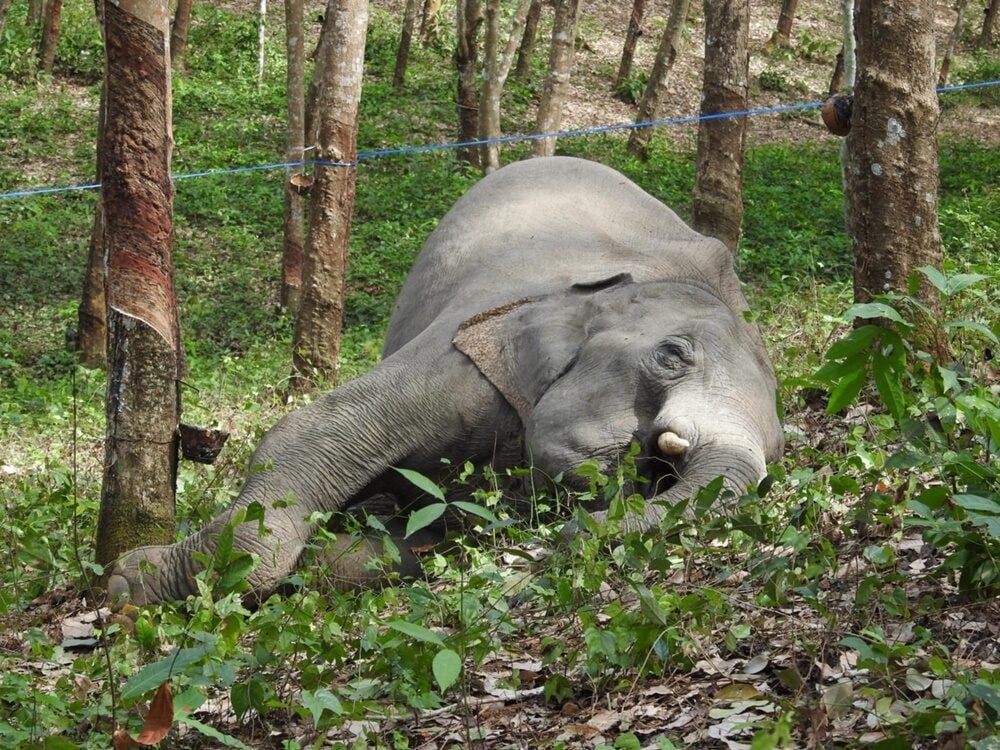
[{"xmin": 657, "ymin": 431, "xmax": 690, "ymax": 456}]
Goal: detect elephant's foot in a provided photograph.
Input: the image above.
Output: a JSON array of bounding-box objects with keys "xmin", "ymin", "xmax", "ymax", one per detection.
[{"xmin": 106, "ymin": 544, "xmax": 183, "ymax": 607}]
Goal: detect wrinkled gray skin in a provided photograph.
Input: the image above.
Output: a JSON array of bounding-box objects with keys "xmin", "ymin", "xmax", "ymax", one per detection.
[{"xmin": 108, "ymin": 157, "xmax": 783, "ymax": 605}]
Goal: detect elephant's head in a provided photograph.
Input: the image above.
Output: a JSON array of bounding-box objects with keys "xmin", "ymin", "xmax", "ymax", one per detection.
[{"xmin": 454, "ymin": 276, "xmax": 783, "ymax": 528}]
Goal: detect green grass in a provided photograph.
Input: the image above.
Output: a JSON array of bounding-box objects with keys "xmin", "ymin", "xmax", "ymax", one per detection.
[{"xmin": 1, "ymin": 4, "xmax": 999, "ymax": 748}]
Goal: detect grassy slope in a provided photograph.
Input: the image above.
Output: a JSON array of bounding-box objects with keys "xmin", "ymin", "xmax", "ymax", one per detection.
[{"xmin": 1, "ymin": 2, "xmax": 999, "ymax": 748}]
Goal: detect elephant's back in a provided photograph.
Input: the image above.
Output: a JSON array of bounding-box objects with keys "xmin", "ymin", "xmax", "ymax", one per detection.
[{"xmin": 383, "ymin": 156, "xmax": 732, "ymax": 355}]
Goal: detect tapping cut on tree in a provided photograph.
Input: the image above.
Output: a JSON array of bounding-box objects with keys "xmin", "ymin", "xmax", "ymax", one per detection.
[{"xmin": 95, "ymin": 0, "xmax": 182, "ymax": 567}]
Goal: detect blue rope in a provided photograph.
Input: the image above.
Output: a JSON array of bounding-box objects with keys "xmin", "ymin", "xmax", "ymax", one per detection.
[{"xmin": 2, "ymin": 79, "xmax": 997, "ymax": 201}]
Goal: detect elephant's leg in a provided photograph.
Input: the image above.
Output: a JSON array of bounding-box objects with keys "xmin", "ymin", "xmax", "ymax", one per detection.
[{"xmin": 107, "ymin": 337, "xmax": 514, "ymax": 606}]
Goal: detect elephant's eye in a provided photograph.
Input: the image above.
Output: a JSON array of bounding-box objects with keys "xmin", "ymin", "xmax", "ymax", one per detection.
[{"xmin": 653, "ymin": 337, "xmax": 695, "ymax": 369}]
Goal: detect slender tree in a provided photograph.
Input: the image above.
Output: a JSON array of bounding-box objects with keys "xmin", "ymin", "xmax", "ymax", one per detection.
[
  {"xmin": 27, "ymin": 0, "xmax": 43, "ymax": 26},
  {"xmin": 769, "ymin": 0, "xmax": 799, "ymax": 48},
  {"xmin": 981, "ymin": 0, "xmax": 998, "ymax": 47},
  {"xmin": 532, "ymin": 0, "xmax": 581, "ymax": 157},
  {"xmin": 691, "ymin": 0, "xmax": 750, "ymax": 253},
  {"xmin": 39, "ymin": 0, "xmax": 62, "ymax": 73},
  {"xmin": 939, "ymin": 0, "xmax": 970, "ymax": 86},
  {"xmin": 615, "ymin": 0, "xmax": 647, "ymax": 89},
  {"xmin": 95, "ymin": 0, "xmax": 181, "ymax": 566},
  {"xmin": 282, "ymin": 0, "xmax": 305, "ymax": 312},
  {"xmin": 257, "ymin": 0, "xmax": 267, "ymax": 85},
  {"xmin": 170, "ymin": 0, "xmax": 194, "ymax": 69},
  {"xmin": 455, "ymin": 0, "xmax": 482, "ymax": 166},
  {"xmin": 291, "ymin": 0, "xmax": 368, "ymax": 391},
  {"xmin": 0, "ymin": 0, "xmax": 13, "ymax": 41},
  {"xmin": 846, "ymin": 0, "xmax": 943, "ymax": 320},
  {"xmin": 627, "ymin": 0, "xmax": 691, "ymax": 159},
  {"xmin": 420, "ymin": 0, "xmax": 443, "ymax": 44},
  {"xmin": 514, "ymin": 0, "xmax": 542, "ymax": 78},
  {"xmin": 479, "ymin": 0, "xmax": 532, "ymax": 171},
  {"xmin": 394, "ymin": 0, "xmax": 422, "ymax": 87}
]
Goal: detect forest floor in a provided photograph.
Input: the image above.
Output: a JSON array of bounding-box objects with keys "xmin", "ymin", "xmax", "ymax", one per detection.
[{"xmin": 1, "ymin": 1, "xmax": 998, "ymax": 749}]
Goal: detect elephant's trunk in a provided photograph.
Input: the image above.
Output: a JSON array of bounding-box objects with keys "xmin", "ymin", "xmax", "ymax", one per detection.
[{"xmin": 598, "ymin": 433, "xmax": 768, "ymax": 533}]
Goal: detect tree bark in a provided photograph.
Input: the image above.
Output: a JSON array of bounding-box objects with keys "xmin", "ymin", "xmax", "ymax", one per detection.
[
  {"xmin": 290, "ymin": 0, "xmax": 368, "ymax": 391},
  {"xmin": 170, "ymin": 0, "xmax": 194, "ymax": 69},
  {"xmin": 479, "ymin": 0, "xmax": 532, "ymax": 171},
  {"xmin": 514, "ymin": 0, "xmax": 542, "ymax": 79},
  {"xmin": 0, "ymin": 0, "xmax": 14, "ymax": 45},
  {"xmin": 829, "ymin": 47, "xmax": 845, "ymax": 94},
  {"xmin": 627, "ymin": 0, "xmax": 690, "ymax": 159},
  {"xmin": 532, "ymin": 0, "xmax": 581, "ymax": 158},
  {"xmin": 981, "ymin": 0, "xmax": 998, "ymax": 47},
  {"xmin": 691, "ymin": 0, "xmax": 750, "ymax": 254},
  {"xmin": 282, "ymin": 0, "xmax": 305, "ymax": 313},
  {"xmin": 846, "ymin": 0, "xmax": 943, "ymax": 319},
  {"xmin": 455, "ymin": 0, "xmax": 482, "ymax": 166},
  {"xmin": 769, "ymin": 0, "xmax": 799, "ymax": 47},
  {"xmin": 39, "ymin": 0, "xmax": 62, "ymax": 74},
  {"xmin": 939, "ymin": 0, "xmax": 969, "ymax": 86},
  {"xmin": 78, "ymin": 85, "xmax": 107, "ymax": 369},
  {"xmin": 393, "ymin": 0, "xmax": 421, "ymax": 88},
  {"xmin": 257, "ymin": 0, "xmax": 267, "ymax": 85},
  {"xmin": 841, "ymin": 0, "xmax": 856, "ymax": 91},
  {"xmin": 28, "ymin": 0, "xmax": 43, "ymax": 26},
  {"xmin": 615, "ymin": 0, "xmax": 647, "ymax": 89},
  {"xmin": 420, "ymin": 0, "xmax": 443, "ymax": 44},
  {"xmin": 95, "ymin": 0, "xmax": 181, "ymax": 567}
]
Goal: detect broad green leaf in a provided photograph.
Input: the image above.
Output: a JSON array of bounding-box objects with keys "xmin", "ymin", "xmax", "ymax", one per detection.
[
  {"xmin": 964, "ymin": 512, "xmax": 1000, "ymax": 538},
  {"xmin": 219, "ymin": 552, "xmax": 257, "ymax": 591},
  {"xmin": 843, "ymin": 302, "xmax": 907, "ymax": 325},
  {"xmin": 392, "ymin": 467, "xmax": 446, "ymax": 501},
  {"xmin": 404, "ymin": 502, "xmax": 447, "ymax": 539},
  {"xmin": 917, "ymin": 265, "xmax": 950, "ymax": 294},
  {"xmin": 825, "ymin": 325, "xmax": 881, "ymax": 361},
  {"xmin": 825, "ymin": 364, "xmax": 867, "ymax": 415},
  {"xmin": 432, "ymin": 648, "xmax": 462, "ymax": 692},
  {"xmin": 299, "ymin": 688, "xmax": 343, "ymax": 727},
  {"xmin": 387, "ymin": 619, "xmax": 445, "ymax": 645},
  {"xmin": 815, "ymin": 350, "xmax": 870, "ymax": 383},
  {"xmin": 872, "ymin": 352, "xmax": 905, "ymax": 422},
  {"xmin": 176, "ymin": 716, "xmax": 254, "ymax": 749},
  {"xmin": 122, "ymin": 641, "xmax": 216, "ymax": 701},
  {"xmin": 450, "ymin": 500, "xmax": 498, "ymax": 523},
  {"xmin": 952, "ymin": 494, "xmax": 1000, "ymax": 513},
  {"xmin": 944, "ymin": 319, "xmax": 999, "ymax": 344}
]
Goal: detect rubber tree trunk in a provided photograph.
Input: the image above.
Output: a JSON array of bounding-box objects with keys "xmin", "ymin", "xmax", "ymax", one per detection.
[
  {"xmin": 170, "ymin": 0, "xmax": 193, "ymax": 69},
  {"xmin": 256, "ymin": 0, "xmax": 266, "ymax": 86},
  {"xmin": 479, "ymin": 0, "xmax": 532, "ymax": 171},
  {"xmin": 981, "ymin": 0, "xmax": 998, "ymax": 47},
  {"xmin": 78, "ymin": 85, "xmax": 107, "ymax": 369},
  {"xmin": 841, "ymin": 0, "xmax": 856, "ymax": 91},
  {"xmin": 514, "ymin": 0, "xmax": 542, "ymax": 79},
  {"xmin": 95, "ymin": 0, "xmax": 181, "ymax": 567},
  {"xmin": 532, "ymin": 0, "xmax": 581, "ymax": 158},
  {"xmin": 290, "ymin": 0, "xmax": 368, "ymax": 392},
  {"xmin": 39, "ymin": 0, "xmax": 62, "ymax": 73},
  {"xmin": 615, "ymin": 0, "xmax": 647, "ymax": 89},
  {"xmin": 769, "ymin": 0, "xmax": 799, "ymax": 47},
  {"xmin": 455, "ymin": 0, "xmax": 481, "ymax": 166},
  {"xmin": 627, "ymin": 0, "xmax": 690, "ymax": 159},
  {"xmin": 281, "ymin": 0, "xmax": 305, "ymax": 313},
  {"xmin": 393, "ymin": 0, "xmax": 421, "ymax": 87},
  {"xmin": 691, "ymin": 0, "xmax": 750, "ymax": 254},
  {"xmin": 0, "ymin": 0, "xmax": 11, "ymax": 43},
  {"xmin": 420, "ymin": 0, "xmax": 442, "ymax": 44},
  {"xmin": 938, "ymin": 0, "xmax": 969, "ymax": 86},
  {"xmin": 28, "ymin": 0, "xmax": 42, "ymax": 26},
  {"xmin": 846, "ymin": 0, "xmax": 943, "ymax": 327}
]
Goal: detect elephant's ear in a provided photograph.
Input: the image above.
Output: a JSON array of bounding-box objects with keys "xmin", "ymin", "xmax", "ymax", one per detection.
[{"xmin": 454, "ymin": 274, "xmax": 632, "ymax": 421}]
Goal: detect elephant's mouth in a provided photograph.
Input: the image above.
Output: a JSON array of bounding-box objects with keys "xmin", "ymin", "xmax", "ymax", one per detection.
[{"xmin": 631, "ymin": 436, "xmax": 682, "ymax": 499}]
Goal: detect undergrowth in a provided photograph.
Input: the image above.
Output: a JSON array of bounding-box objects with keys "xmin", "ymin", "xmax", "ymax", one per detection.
[{"xmin": 0, "ymin": 2, "xmax": 998, "ymax": 749}]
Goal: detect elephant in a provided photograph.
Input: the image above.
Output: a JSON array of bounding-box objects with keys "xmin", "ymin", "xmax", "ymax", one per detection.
[{"xmin": 108, "ymin": 156, "xmax": 784, "ymax": 605}]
